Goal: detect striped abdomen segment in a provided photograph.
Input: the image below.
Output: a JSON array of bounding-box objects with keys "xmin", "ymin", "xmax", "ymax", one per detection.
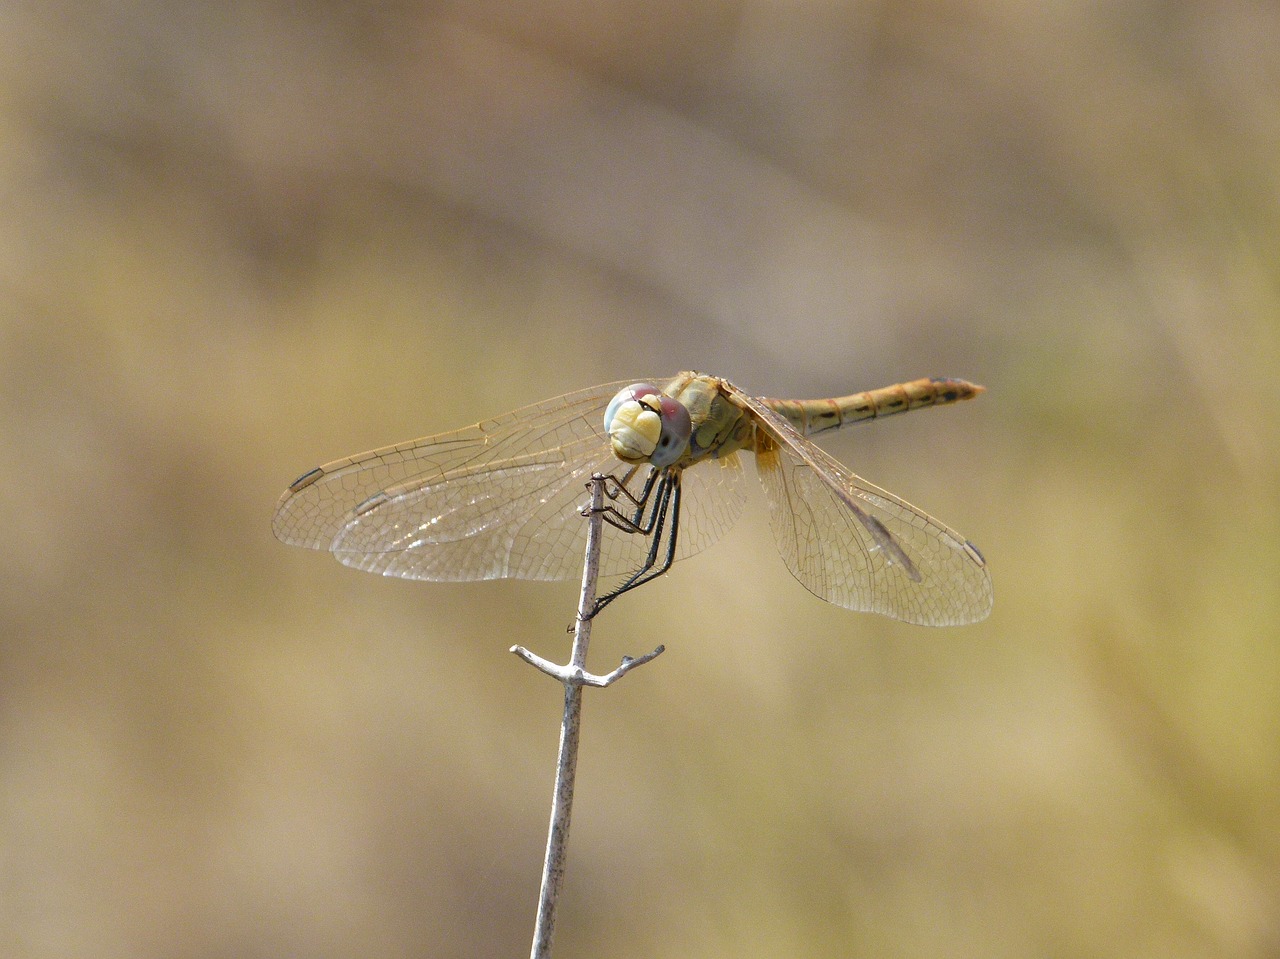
[{"xmin": 762, "ymin": 377, "xmax": 984, "ymax": 437}]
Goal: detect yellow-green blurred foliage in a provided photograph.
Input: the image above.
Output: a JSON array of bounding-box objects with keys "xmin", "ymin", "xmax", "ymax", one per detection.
[{"xmin": 3, "ymin": 2, "xmax": 1278, "ymax": 957}]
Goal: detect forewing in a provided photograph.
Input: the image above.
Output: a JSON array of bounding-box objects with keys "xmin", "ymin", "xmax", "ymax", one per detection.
[
  {"xmin": 272, "ymin": 381, "xmax": 637, "ymax": 549},
  {"xmin": 273, "ymin": 379, "xmax": 746, "ymax": 582},
  {"xmin": 727, "ymin": 385, "xmax": 992, "ymax": 625}
]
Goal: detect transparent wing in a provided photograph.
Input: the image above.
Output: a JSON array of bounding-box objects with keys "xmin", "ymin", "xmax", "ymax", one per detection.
[
  {"xmin": 273, "ymin": 379, "xmax": 746, "ymax": 582},
  {"xmin": 722, "ymin": 382, "xmax": 992, "ymax": 626}
]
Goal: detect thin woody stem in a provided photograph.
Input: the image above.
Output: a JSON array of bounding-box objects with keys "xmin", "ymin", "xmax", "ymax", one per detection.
[
  {"xmin": 513, "ymin": 474, "xmax": 665, "ymax": 959},
  {"xmin": 525, "ymin": 475, "xmax": 603, "ymax": 959}
]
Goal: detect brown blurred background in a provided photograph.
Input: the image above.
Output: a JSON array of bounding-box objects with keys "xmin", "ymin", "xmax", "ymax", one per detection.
[{"xmin": 3, "ymin": 2, "xmax": 1279, "ymax": 957}]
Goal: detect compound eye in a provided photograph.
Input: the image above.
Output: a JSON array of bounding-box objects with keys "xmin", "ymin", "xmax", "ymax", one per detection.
[
  {"xmin": 648, "ymin": 395, "xmax": 691, "ymax": 467},
  {"xmin": 604, "ymin": 383, "xmax": 690, "ymax": 466}
]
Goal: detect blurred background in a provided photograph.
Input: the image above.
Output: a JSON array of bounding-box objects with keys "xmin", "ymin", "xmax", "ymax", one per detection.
[{"xmin": 3, "ymin": 1, "xmax": 1279, "ymax": 957}]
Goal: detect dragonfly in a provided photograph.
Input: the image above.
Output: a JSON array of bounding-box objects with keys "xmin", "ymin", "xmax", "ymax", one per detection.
[{"xmin": 273, "ymin": 372, "xmax": 992, "ymax": 626}]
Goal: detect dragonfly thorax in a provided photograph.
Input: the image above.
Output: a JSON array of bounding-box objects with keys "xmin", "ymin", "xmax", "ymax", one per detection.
[{"xmin": 661, "ymin": 373, "xmax": 755, "ymax": 466}]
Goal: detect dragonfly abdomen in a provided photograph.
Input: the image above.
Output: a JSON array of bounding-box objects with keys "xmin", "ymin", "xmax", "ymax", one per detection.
[{"xmin": 763, "ymin": 377, "xmax": 984, "ymax": 436}]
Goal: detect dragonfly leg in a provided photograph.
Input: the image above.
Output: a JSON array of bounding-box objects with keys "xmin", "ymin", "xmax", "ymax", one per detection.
[
  {"xmin": 592, "ymin": 468, "xmax": 663, "ymax": 535},
  {"xmin": 600, "ymin": 465, "xmax": 644, "ymax": 505},
  {"xmin": 588, "ymin": 472, "xmax": 682, "ymax": 618}
]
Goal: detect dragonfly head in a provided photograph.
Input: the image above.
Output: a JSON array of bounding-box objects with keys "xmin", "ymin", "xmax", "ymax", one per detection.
[{"xmin": 604, "ymin": 383, "xmax": 691, "ymax": 468}]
